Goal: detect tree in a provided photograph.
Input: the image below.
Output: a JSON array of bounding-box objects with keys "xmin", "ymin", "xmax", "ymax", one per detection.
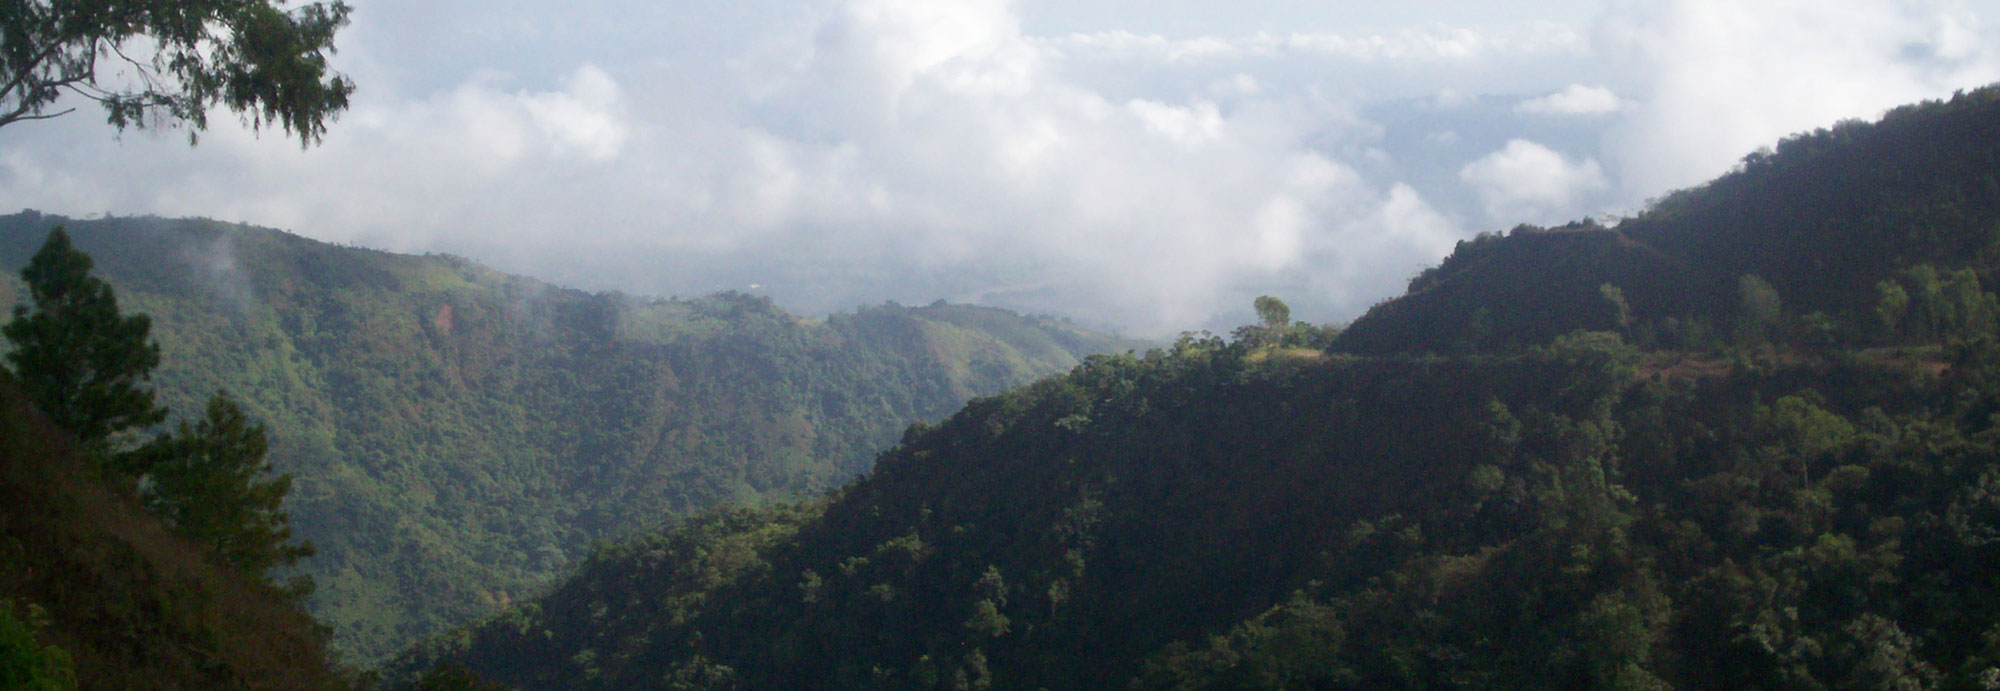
[
  {"xmin": 1598, "ymin": 283, "xmax": 1632, "ymax": 333},
  {"xmin": 1874, "ymin": 280, "xmax": 1909, "ymax": 342},
  {"xmin": 0, "ymin": 0, "xmax": 354, "ymax": 145},
  {"xmin": 1254, "ymin": 296, "xmax": 1291, "ymax": 330},
  {"xmin": 138, "ymin": 392, "xmax": 312, "ymax": 577},
  {"xmin": 1736, "ymin": 274, "xmax": 1784, "ymax": 346},
  {"xmin": 3, "ymin": 227, "xmax": 164, "ymax": 452},
  {"xmin": 1236, "ymin": 296, "xmax": 1294, "ymax": 349},
  {"xmin": 3, "ymin": 229, "xmax": 309, "ymax": 581}
]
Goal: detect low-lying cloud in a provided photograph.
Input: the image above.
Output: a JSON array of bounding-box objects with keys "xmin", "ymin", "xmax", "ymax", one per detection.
[
  {"xmin": 1459, "ymin": 140, "xmax": 1608, "ymax": 225},
  {"xmin": 1601, "ymin": 0, "xmax": 2000, "ymax": 197},
  {"xmin": 1516, "ymin": 84, "xmax": 1625, "ymax": 115},
  {"xmin": 0, "ymin": 0, "xmax": 1996, "ymax": 336}
]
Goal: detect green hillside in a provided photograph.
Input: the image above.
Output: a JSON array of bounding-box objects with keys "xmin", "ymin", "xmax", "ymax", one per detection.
[
  {"xmin": 395, "ymin": 88, "xmax": 2000, "ymax": 688},
  {"xmin": 0, "ymin": 372, "xmax": 351, "ymax": 688},
  {"xmin": 0, "ymin": 214, "xmax": 1145, "ymax": 662}
]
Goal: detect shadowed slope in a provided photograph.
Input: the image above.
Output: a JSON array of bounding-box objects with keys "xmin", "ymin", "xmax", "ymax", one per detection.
[{"xmin": 0, "ymin": 373, "xmax": 348, "ymax": 688}]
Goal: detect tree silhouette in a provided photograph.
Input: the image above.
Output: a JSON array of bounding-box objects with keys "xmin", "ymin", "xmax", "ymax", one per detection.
[
  {"xmin": 137, "ymin": 392, "xmax": 312, "ymax": 578},
  {"xmin": 3, "ymin": 227, "xmax": 164, "ymax": 453}
]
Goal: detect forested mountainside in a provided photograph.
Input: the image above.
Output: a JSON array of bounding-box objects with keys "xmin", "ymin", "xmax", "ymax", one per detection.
[
  {"xmin": 0, "ymin": 214, "xmax": 1145, "ymax": 662},
  {"xmin": 0, "ymin": 373, "xmax": 350, "ymax": 689},
  {"xmin": 397, "ymin": 88, "xmax": 2000, "ymax": 688},
  {"xmin": 1339, "ymin": 86, "xmax": 2000, "ymax": 355}
]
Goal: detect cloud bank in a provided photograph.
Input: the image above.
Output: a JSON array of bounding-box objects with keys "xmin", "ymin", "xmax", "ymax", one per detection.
[{"xmin": 0, "ymin": 0, "xmax": 1996, "ymax": 335}]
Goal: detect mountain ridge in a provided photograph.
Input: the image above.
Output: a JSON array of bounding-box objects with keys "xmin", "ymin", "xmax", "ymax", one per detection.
[
  {"xmin": 0, "ymin": 212, "xmax": 1147, "ymax": 662},
  {"xmin": 395, "ymin": 85, "xmax": 2000, "ymax": 688},
  {"xmin": 1338, "ymin": 86, "xmax": 2000, "ymax": 356}
]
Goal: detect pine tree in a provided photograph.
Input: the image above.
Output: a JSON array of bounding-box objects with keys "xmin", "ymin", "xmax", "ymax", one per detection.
[
  {"xmin": 139, "ymin": 393, "xmax": 313, "ymax": 577},
  {"xmin": 2, "ymin": 227, "xmax": 165, "ymax": 453}
]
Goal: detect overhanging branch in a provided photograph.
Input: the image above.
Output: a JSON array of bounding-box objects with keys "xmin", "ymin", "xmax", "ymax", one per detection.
[{"xmin": 0, "ymin": 106, "xmax": 76, "ymax": 127}]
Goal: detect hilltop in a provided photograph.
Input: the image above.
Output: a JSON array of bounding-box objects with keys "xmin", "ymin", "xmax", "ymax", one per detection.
[{"xmin": 1339, "ymin": 86, "xmax": 2000, "ymax": 355}]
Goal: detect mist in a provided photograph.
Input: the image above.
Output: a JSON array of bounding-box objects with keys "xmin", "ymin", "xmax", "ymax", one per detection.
[{"xmin": 1, "ymin": 0, "xmax": 1996, "ymax": 336}]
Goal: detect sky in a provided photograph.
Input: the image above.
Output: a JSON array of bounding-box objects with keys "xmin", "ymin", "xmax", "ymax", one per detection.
[{"xmin": 3, "ymin": 0, "xmax": 1998, "ymax": 336}]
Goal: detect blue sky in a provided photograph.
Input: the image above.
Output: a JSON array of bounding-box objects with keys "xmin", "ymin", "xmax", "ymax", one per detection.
[{"xmin": 3, "ymin": 0, "xmax": 1997, "ymax": 335}]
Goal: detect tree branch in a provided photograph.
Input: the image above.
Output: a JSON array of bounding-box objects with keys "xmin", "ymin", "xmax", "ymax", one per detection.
[
  {"xmin": 0, "ymin": 106, "xmax": 78, "ymax": 127},
  {"xmin": 0, "ymin": 39, "xmax": 78, "ymax": 105}
]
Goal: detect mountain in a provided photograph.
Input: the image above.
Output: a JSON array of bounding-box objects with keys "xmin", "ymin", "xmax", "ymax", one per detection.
[
  {"xmin": 0, "ymin": 214, "xmax": 1146, "ymax": 662},
  {"xmin": 0, "ymin": 372, "xmax": 350, "ymax": 688},
  {"xmin": 395, "ymin": 87, "xmax": 2000, "ymax": 688},
  {"xmin": 1339, "ymin": 86, "xmax": 2000, "ymax": 355}
]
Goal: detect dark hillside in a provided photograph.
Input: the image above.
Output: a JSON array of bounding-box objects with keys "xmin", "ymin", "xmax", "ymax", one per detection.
[
  {"xmin": 1338, "ymin": 86, "xmax": 2000, "ymax": 355},
  {"xmin": 1340, "ymin": 227, "xmax": 1697, "ymax": 354},
  {"xmin": 397, "ymin": 86, "xmax": 2000, "ymax": 689},
  {"xmin": 400, "ymin": 336, "xmax": 2000, "ymax": 689},
  {"xmin": 1624, "ymin": 87, "xmax": 2000, "ymax": 311},
  {"xmin": 0, "ymin": 373, "xmax": 348, "ymax": 688},
  {"xmin": 394, "ymin": 342, "xmax": 1631, "ymax": 687},
  {"xmin": 0, "ymin": 213, "xmax": 1144, "ymax": 661}
]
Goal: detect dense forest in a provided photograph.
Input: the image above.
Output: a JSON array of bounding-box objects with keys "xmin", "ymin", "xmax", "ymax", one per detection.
[
  {"xmin": 393, "ymin": 87, "xmax": 2000, "ymax": 688},
  {"xmin": 0, "ymin": 215, "xmax": 1144, "ymax": 662}
]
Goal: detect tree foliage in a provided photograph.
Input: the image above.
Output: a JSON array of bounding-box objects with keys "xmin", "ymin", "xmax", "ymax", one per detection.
[
  {"xmin": 0, "ymin": 0, "xmax": 354, "ymax": 144},
  {"xmin": 401, "ymin": 320, "xmax": 2000, "ymax": 689},
  {"xmin": 1253, "ymin": 295, "xmax": 1289, "ymax": 329},
  {"xmin": 1, "ymin": 229, "xmax": 321, "ymax": 665},
  {"xmin": 0, "ymin": 601, "xmax": 75, "ymax": 691},
  {"xmin": 136, "ymin": 391, "xmax": 312, "ymax": 579},
  {"xmin": 1234, "ymin": 295, "xmax": 1339, "ymax": 350},
  {"xmin": 2, "ymin": 227, "xmax": 163, "ymax": 453}
]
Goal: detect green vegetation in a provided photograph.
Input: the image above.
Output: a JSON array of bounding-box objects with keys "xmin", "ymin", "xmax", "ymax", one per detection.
[
  {"xmin": 0, "ymin": 372, "xmax": 348, "ymax": 687},
  {"xmin": 0, "ymin": 213, "xmax": 1143, "ymax": 662},
  {"xmin": 1233, "ymin": 295, "xmax": 1341, "ymax": 350},
  {"xmin": 5, "ymin": 227, "xmax": 311, "ymax": 585},
  {"xmin": 0, "ymin": 600, "xmax": 75, "ymax": 691},
  {"xmin": 394, "ymin": 87, "xmax": 2000, "ymax": 687},
  {"xmin": 136, "ymin": 392, "xmax": 315, "ymax": 579},
  {"xmin": 397, "ymin": 327, "xmax": 2000, "ymax": 689},
  {"xmin": 0, "ymin": 228, "xmax": 340, "ymax": 685},
  {"xmin": 4, "ymin": 227, "xmax": 165, "ymax": 454}
]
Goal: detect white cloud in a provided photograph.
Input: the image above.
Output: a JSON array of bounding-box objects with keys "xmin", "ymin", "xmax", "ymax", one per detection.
[
  {"xmin": 521, "ymin": 65, "xmax": 629, "ymax": 162},
  {"xmin": 1458, "ymin": 139, "xmax": 1607, "ymax": 223},
  {"xmin": 1600, "ymin": 0, "xmax": 2000, "ymax": 197},
  {"xmin": 1515, "ymin": 84, "xmax": 1624, "ymax": 115},
  {"xmin": 120, "ymin": 0, "xmax": 1455, "ymax": 334},
  {"xmin": 1040, "ymin": 22, "xmax": 1589, "ymax": 63},
  {"xmin": 7, "ymin": 0, "xmax": 2000, "ymax": 335}
]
